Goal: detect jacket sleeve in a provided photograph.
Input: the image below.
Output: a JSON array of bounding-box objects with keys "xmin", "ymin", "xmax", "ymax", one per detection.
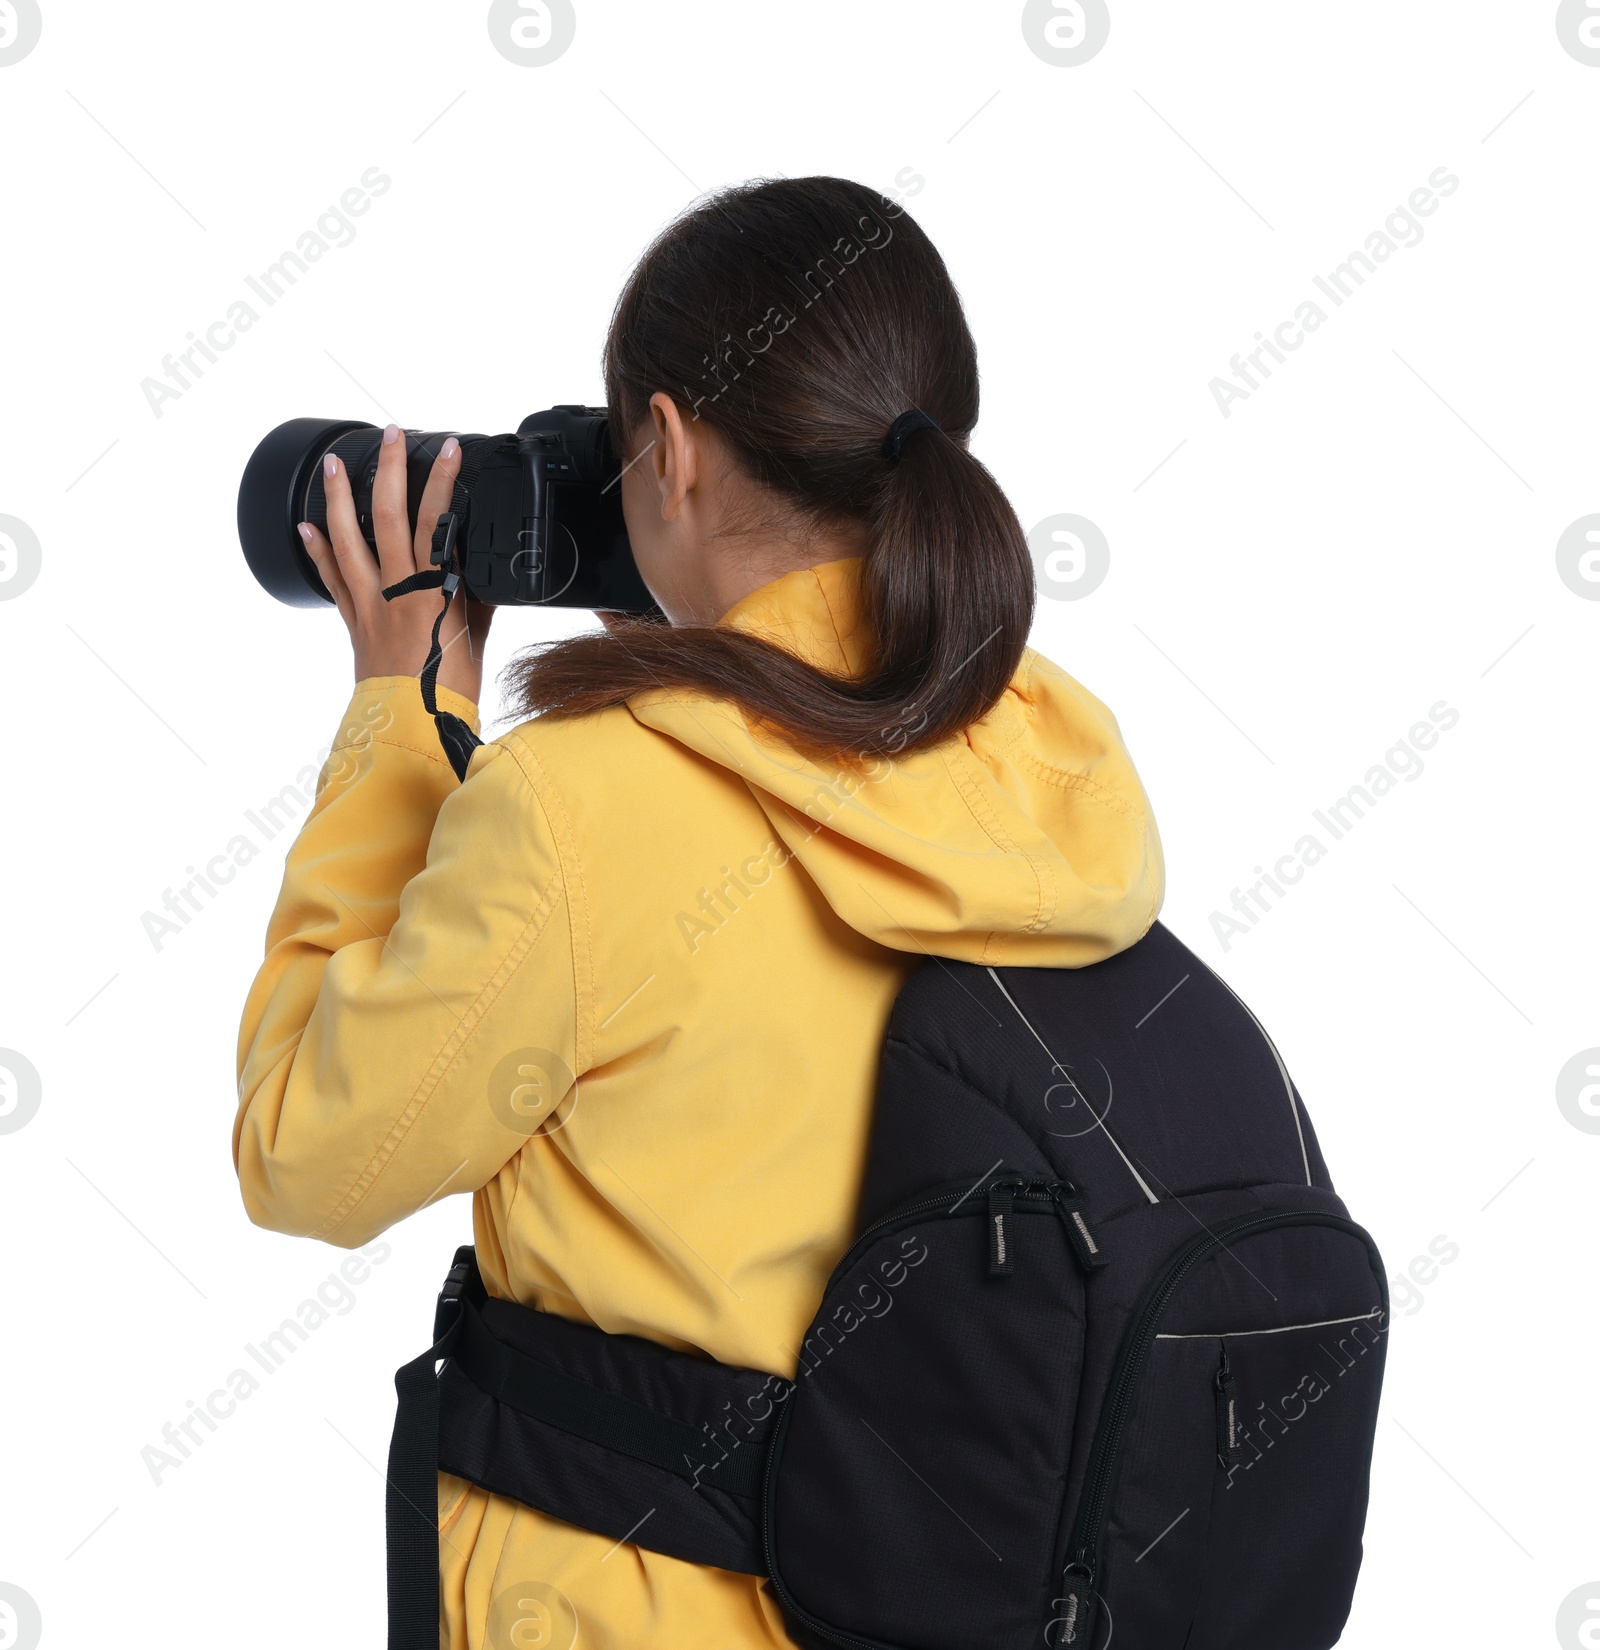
[{"xmin": 233, "ymin": 677, "xmax": 577, "ymax": 1248}]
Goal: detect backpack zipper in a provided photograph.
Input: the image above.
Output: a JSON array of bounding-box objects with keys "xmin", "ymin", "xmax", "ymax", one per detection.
[
  {"xmin": 987, "ymin": 1179, "xmax": 1016, "ymax": 1275},
  {"xmin": 1214, "ymin": 1347, "xmax": 1244, "ymax": 1469},
  {"xmin": 819, "ymin": 1173, "xmax": 1102, "ymax": 1295},
  {"xmin": 1054, "ymin": 1210, "xmax": 1382, "ymax": 1648}
]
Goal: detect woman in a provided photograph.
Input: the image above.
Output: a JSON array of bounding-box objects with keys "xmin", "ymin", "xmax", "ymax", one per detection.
[{"xmin": 235, "ymin": 176, "xmax": 1164, "ymax": 1648}]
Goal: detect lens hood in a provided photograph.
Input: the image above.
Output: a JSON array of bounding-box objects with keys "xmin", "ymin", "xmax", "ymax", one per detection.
[{"xmin": 237, "ymin": 417, "xmax": 374, "ymax": 605}]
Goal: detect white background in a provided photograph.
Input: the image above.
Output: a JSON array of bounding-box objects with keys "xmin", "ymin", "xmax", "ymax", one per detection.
[{"xmin": 1, "ymin": 2, "xmax": 1596, "ymax": 1646}]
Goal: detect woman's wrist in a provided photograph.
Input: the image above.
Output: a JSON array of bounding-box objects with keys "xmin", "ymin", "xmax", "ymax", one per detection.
[{"xmin": 350, "ymin": 675, "xmax": 482, "ymax": 729}]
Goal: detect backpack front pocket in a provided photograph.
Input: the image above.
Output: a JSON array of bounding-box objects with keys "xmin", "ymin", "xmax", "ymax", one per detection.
[
  {"xmin": 1056, "ymin": 1212, "xmax": 1387, "ymax": 1650},
  {"xmin": 766, "ymin": 1176, "xmax": 1092, "ymax": 1650}
]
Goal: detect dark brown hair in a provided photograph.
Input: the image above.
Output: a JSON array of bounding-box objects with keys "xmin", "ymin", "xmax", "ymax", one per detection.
[{"xmin": 503, "ymin": 176, "xmax": 1034, "ymax": 759}]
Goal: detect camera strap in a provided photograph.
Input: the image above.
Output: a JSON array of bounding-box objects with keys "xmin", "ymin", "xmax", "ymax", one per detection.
[{"xmin": 381, "ymin": 511, "xmax": 484, "ymax": 782}]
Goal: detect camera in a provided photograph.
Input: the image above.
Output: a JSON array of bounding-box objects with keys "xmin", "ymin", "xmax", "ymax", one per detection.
[{"xmin": 237, "ymin": 406, "xmax": 655, "ymax": 612}]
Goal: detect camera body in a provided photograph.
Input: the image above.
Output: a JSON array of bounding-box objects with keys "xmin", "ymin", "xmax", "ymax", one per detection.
[{"xmin": 237, "ymin": 406, "xmax": 656, "ymax": 613}]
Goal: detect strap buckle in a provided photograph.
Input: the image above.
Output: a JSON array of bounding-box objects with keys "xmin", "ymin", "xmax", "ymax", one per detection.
[
  {"xmin": 433, "ymin": 1245, "xmax": 478, "ymax": 1344},
  {"xmin": 430, "ymin": 513, "xmax": 462, "ymax": 595},
  {"xmin": 429, "ymin": 511, "xmax": 459, "ymax": 568}
]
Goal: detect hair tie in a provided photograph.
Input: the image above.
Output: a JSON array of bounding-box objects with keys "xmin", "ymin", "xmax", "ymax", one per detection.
[{"xmin": 882, "ymin": 408, "xmax": 941, "ymax": 462}]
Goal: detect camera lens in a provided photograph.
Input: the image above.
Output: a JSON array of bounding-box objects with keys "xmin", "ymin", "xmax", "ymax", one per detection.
[
  {"xmin": 238, "ymin": 420, "xmax": 474, "ymax": 606},
  {"xmin": 303, "ymin": 427, "xmax": 465, "ymax": 560}
]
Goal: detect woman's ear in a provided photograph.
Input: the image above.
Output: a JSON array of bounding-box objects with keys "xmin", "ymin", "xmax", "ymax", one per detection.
[{"xmin": 649, "ymin": 392, "xmax": 698, "ymax": 522}]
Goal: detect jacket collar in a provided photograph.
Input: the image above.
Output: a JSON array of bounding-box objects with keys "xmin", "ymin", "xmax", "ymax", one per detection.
[{"xmin": 716, "ymin": 558, "xmax": 871, "ymax": 677}]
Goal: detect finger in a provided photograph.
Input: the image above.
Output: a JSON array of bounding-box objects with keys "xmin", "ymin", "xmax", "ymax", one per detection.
[
  {"xmin": 299, "ymin": 521, "xmax": 356, "ymax": 630},
  {"xmin": 414, "ymin": 436, "xmax": 463, "ymax": 569},
  {"xmin": 322, "ymin": 452, "xmax": 381, "ymax": 601},
  {"xmin": 371, "ymin": 423, "xmax": 416, "ymax": 584}
]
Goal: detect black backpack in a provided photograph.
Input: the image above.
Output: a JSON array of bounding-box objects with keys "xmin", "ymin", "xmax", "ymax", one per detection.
[{"xmin": 385, "ymin": 920, "xmax": 1388, "ymax": 1649}]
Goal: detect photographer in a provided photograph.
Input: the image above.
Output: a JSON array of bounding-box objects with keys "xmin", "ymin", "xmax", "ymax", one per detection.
[{"xmin": 234, "ymin": 176, "xmax": 1163, "ymax": 1648}]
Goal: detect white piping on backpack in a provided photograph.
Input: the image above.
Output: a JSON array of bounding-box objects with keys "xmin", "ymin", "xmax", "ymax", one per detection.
[
  {"xmin": 986, "ymin": 968, "xmax": 1160, "ymax": 1206},
  {"xmin": 1156, "ymin": 1308, "xmax": 1384, "ymax": 1340},
  {"xmin": 1213, "ymin": 972, "xmax": 1312, "ymax": 1186}
]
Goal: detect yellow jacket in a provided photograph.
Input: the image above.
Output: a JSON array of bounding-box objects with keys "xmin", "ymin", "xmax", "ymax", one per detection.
[{"xmin": 234, "ymin": 557, "xmax": 1164, "ymax": 1648}]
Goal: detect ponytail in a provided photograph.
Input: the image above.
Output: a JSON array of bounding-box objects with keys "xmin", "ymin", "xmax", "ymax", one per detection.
[{"xmin": 502, "ymin": 177, "xmax": 1034, "ymax": 760}]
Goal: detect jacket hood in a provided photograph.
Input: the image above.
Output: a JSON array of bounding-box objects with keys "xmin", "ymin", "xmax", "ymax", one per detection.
[{"xmin": 626, "ymin": 558, "xmax": 1164, "ymax": 966}]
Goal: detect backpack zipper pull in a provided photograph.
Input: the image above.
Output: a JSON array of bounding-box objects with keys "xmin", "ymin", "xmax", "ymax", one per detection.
[
  {"xmin": 1057, "ymin": 1559, "xmax": 1098, "ymax": 1645},
  {"xmin": 1052, "ymin": 1184, "xmax": 1108, "ymax": 1272},
  {"xmin": 1215, "ymin": 1346, "xmax": 1244, "ymax": 1468},
  {"xmin": 987, "ymin": 1179, "xmax": 1016, "ymax": 1276}
]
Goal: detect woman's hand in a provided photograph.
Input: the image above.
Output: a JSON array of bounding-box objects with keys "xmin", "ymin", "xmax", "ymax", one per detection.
[{"xmin": 298, "ymin": 425, "xmax": 493, "ymax": 705}]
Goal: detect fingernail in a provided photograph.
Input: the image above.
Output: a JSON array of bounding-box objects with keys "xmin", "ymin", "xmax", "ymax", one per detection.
[
  {"xmin": 441, "ymin": 437, "xmax": 459, "ymax": 461},
  {"xmin": 297, "ymin": 522, "xmax": 313, "ymax": 543},
  {"xmin": 324, "ymin": 453, "xmax": 338, "ymax": 477},
  {"xmin": 382, "ymin": 423, "xmax": 400, "ymax": 445}
]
